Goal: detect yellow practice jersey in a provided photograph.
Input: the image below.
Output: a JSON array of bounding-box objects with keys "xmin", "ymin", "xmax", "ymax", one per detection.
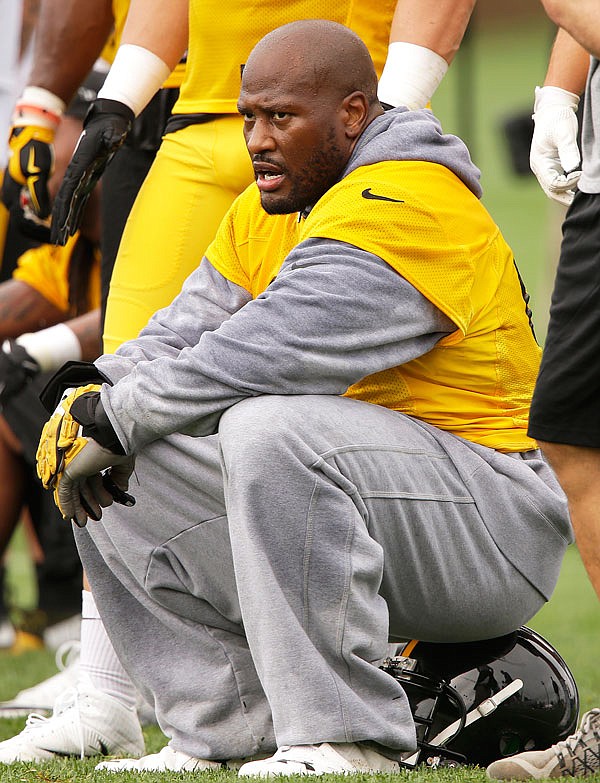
[
  {"xmin": 105, "ymin": 0, "xmax": 185, "ymax": 89},
  {"xmin": 174, "ymin": 0, "xmax": 397, "ymax": 114},
  {"xmin": 13, "ymin": 234, "xmax": 101, "ymax": 315},
  {"xmin": 206, "ymin": 162, "xmax": 540, "ymax": 454}
]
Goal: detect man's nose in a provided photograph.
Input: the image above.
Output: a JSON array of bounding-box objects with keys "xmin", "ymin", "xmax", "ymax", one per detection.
[{"xmin": 245, "ymin": 119, "xmax": 276, "ymax": 154}]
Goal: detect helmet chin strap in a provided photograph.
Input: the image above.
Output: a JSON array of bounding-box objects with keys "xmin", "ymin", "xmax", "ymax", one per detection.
[{"xmin": 402, "ymin": 678, "xmax": 524, "ymax": 767}]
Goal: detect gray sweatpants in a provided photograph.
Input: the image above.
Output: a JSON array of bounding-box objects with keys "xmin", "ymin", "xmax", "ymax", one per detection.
[{"xmin": 76, "ymin": 395, "xmax": 572, "ymax": 760}]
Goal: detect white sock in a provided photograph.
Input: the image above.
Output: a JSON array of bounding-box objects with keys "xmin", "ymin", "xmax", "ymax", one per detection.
[{"xmin": 80, "ymin": 589, "xmax": 137, "ymax": 710}]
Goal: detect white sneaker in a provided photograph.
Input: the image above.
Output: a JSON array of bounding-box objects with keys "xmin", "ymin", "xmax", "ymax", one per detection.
[
  {"xmin": 0, "ymin": 677, "xmax": 144, "ymax": 763},
  {"xmin": 238, "ymin": 743, "xmax": 400, "ymax": 776},
  {"xmin": 96, "ymin": 744, "xmax": 241, "ymax": 773},
  {"xmin": 0, "ymin": 640, "xmax": 80, "ymax": 718},
  {"xmin": 96, "ymin": 745, "xmax": 272, "ymax": 773}
]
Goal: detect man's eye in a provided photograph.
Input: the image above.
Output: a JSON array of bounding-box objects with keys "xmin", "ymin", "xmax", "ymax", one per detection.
[
  {"xmin": 273, "ymin": 112, "xmax": 288, "ymax": 121},
  {"xmin": 241, "ymin": 111, "xmax": 254, "ymax": 121}
]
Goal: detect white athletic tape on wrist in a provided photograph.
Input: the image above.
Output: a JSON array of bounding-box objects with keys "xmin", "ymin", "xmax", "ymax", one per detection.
[
  {"xmin": 17, "ymin": 322, "xmax": 82, "ymax": 372},
  {"xmin": 13, "ymin": 86, "xmax": 66, "ymax": 129},
  {"xmin": 377, "ymin": 42, "xmax": 448, "ymax": 110},
  {"xmin": 97, "ymin": 43, "xmax": 171, "ymax": 117}
]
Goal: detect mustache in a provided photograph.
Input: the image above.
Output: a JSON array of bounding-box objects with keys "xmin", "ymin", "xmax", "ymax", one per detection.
[{"xmin": 251, "ymin": 154, "xmax": 286, "ymax": 171}]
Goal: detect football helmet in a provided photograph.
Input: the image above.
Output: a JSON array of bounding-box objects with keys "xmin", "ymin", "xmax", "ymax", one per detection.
[{"xmin": 381, "ymin": 626, "xmax": 579, "ymax": 769}]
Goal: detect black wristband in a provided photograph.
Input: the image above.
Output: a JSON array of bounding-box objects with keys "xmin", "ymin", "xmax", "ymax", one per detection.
[{"xmin": 69, "ymin": 392, "xmax": 126, "ymax": 455}]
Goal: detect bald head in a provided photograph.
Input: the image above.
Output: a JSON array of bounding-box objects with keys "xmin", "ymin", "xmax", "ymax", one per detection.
[
  {"xmin": 238, "ymin": 20, "xmax": 383, "ymax": 215},
  {"xmin": 243, "ymin": 19, "xmax": 379, "ymax": 105}
]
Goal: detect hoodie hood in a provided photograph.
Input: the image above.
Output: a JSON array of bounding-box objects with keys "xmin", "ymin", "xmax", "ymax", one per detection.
[{"xmin": 343, "ymin": 107, "xmax": 482, "ymax": 199}]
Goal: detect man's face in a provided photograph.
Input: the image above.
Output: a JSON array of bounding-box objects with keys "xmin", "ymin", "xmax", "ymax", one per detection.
[{"xmin": 238, "ymin": 71, "xmax": 351, "ymax": 214}]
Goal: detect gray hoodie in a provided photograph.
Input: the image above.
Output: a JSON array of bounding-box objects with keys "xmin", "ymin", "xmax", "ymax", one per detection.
[{"xmin": 97, "ymin": 109, "xmax": 482, "ymax": 452}]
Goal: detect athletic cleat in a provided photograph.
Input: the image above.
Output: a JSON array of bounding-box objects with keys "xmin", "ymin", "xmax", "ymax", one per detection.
[
  {"xmin": 96, "ymin": 744, "xmax": 260, "ymax": 773},
  {"xmin": 487, "ymin": 708, "xmax": 600, "ymax": 779},
  {"xmin": 0, "ymin": 676, "xmax": 144, "ymax": 763},
  {"xmin": 238, "ymin": 743, "xmax": 400, "ymax": 777},
  {"xmin": 0, "ymin": 640, "xmax": 80, "ymax": 717}
]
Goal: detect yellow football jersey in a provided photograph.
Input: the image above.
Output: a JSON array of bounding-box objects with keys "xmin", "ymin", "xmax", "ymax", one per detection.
[
  {"xmin": 13, "ymin": 234, "xmax": 101, "ymax": 315},
  {"xmin": 207, "ymin": 161, "xmax": 540, "ymax": 453},
  {"xmin": 174, "ymin": 0, "xmax": 396, "ymax": 114},
  {"xmin": 206, "ymin": 185, "xmax": 299, "ymax": 298}
]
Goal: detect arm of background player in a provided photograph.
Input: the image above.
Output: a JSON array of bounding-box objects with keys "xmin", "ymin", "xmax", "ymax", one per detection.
[
  {"xmin": 27, "ymin": 0, "xmax": 114, "ymax": 104},
  {"xmin": 378, "ymin": 0, "xmax": 477, "ymax": 109},
  {"xmin": 0, "ymin": 279, "xmax": 66, "ymax": 340},
  {"xmin": 49, "ymin": 0, "xmax": 189, "ymax": 245},
  {"xmin": 91, "ymin": 0, "xmax": 188, "ymax": 117},
  {"xmin": 388, "ymin": 0, "xmax": 476, "ymax": 63},
  {"xmin": 528, "ymin": 27, "xmax": 587, "ymax": 205},
  {"xmin": 13, "ymin": 308, "xmax": 102, "ymax": 375},
  {"xmin": 541, "ymin": 0, "xmax": 600, "ymax": 61},
  {"xmin": 543, "ymin": 27, "xmax": 591, "ymax": 94},
  {"xmin": 62, "ymin": 308, "xmax": 102, "ymax": 361},
  {"xmin": 120, "ymin": 0, "xmax": 188, "ymax": 72}
]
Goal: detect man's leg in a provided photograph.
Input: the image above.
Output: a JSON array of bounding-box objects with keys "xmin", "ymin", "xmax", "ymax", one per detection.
[
  {"xmin": 78, "ymin": 432, "xmax": 275, "ymax": 763},
  {"xmin": 527, "ymin": 191, "xmax": 600, "ymax": 602},
  {"xmin": 218, "ymin": 394, "xmax": 566, "ymax": 757},
  {"xmin": 537, "ymin": 442, "xmax": 600, "ymax": 600}
]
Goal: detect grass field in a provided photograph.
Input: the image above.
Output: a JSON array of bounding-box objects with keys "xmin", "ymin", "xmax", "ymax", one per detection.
[
  {"xmin": 1, "ymin": 12, "xmax": 599, "ymax": 783},
  {"xmin": 1, "ymin": 545, "xmax": 599, "ymax": 782}
]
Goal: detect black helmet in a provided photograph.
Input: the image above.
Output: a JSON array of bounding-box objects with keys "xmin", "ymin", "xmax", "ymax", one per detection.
[{"xmin": 381, "ymin": 626, "xmax": 579, "ymax": 769}]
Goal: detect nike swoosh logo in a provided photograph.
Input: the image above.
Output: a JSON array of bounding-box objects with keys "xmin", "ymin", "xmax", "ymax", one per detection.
[
  {"xmin": 27, "ymin": 147, "xmax": 41, "ymax": 174},
  {"xmin": 361, "ymin": 188, "xmax": 404, "ymax": 203}
]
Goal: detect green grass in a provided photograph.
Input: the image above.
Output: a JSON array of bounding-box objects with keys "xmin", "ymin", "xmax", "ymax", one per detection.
[
  {"xmin": 2, "ymin": 14, "xmax": 599, "ymax": 783},
  {"xmin": 1, "ymin": 544, "xmax": 598, "ymax": 782}
]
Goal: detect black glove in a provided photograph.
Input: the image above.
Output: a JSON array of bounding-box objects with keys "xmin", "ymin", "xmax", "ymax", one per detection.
[
  {"xmin": 0, "ymin": 339, "xmax": 40, "ymax": 408},
  {"xmin": 51, "ymin": 99, "xmax": 134, "ymax": 245}
]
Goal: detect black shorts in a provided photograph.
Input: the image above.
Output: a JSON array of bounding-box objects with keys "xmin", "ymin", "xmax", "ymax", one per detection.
[{"xmin": 528, "ymin": 190, "xmax": 600, "ymax": 446}]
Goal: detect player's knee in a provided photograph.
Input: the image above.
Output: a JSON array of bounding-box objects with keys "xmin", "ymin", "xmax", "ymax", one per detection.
[{"xmin": 219, "ymin": 395, "xmax": 305, "ymax": 460}]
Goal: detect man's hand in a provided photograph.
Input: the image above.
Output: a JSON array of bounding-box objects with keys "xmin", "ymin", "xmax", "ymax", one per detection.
[
  {"xmin": 3, "ymin": 125, "xmax": 55, "ymax": 218},
  {"xmin": 530, "ymin": 86, "xmax": 582, "ymax": 206},
  {"xmin": 0, "ymin": 339, "xmax": 40, "ymax": 409},
  {"xmin": 51, "ymin": 99, "xmax": 134, "ymax": 245},
  {"xmin": 1, "ymin": 87, "xmax": 65, "ymax": 241},
  {"xmin": 36, "ymin": 383, "xmax": 135, "ymax": 527}
]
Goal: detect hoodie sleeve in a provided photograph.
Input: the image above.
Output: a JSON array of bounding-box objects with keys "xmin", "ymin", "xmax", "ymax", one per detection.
[
  {"xmin": 95, "ymin": 258, "xmax": 252, "ymax": 384},
  {"xmin": 100, "ymin": 238, "xmax": 455, "ymax": 453}
]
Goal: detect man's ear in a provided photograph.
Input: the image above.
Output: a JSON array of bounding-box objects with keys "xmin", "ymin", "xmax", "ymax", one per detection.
[{"xmin": 341, "ymin": 91, "xmax": 370, "ymax": 139}]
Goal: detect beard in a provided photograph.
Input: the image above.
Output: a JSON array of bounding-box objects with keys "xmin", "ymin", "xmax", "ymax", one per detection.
[{"xmin": 260, "ymin": 129, "xmax": 347, "ymax": 215}]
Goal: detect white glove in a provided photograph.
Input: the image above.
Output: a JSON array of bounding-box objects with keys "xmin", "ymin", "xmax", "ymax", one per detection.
[
  {"xmin": 57, "ymin": 438, "xmax": 135, "ymax": 527},
  {"xmin": 530, "ymin": 85, "xmax": 581, "ymax": 206}
]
